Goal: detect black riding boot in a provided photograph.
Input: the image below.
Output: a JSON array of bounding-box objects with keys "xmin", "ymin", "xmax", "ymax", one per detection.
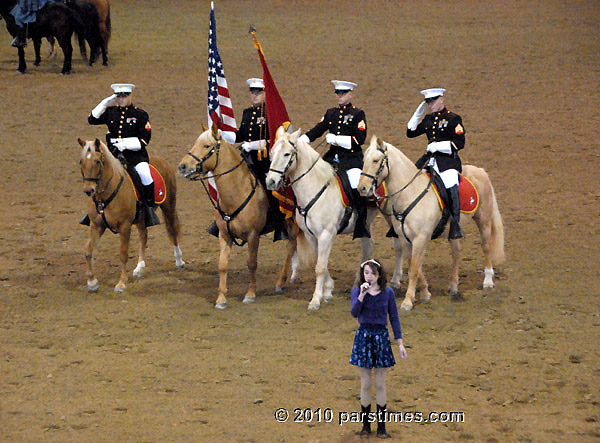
[
  {"xmin": 206, "ymin": 221, "xmax": 219, "ymax": 237},
  {"xmin": 11, "ymin": 26, "xmax": 27, "ymax": 48},
  {"xmin": 359, "ymin": 404, "xmax": 371, "ymax": 437},
  {"xmin": 447, "ymin": 185, "xmax": 464, "ymax": 240},
  {"xmin": 376, "ymin": 404, "xmax": 391, "ymax": 438},
  {"xmin": 352, "ymin": 190, "xmax": 371, "ymax": 239},
  {"xmin": 272, "ymin": 208, "xmax": 289, "ymax": 242},
  {"xmin": 79, "ymin": 213, "xmax": 91, "ymax": 226},
  {"xmin": 142, "ymin": 183, "xmax": 160, "ymax": 227}
]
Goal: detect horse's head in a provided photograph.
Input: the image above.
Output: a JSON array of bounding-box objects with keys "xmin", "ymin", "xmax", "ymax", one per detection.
[
  {"xmin": 78, "ymin": 138, "xmax": 106, "ymax": 197},
  {"xmin": 178, "ymin": 123, "xmax": 222, "ymax": 180},
  {"xmin": 265, "ymin": 126, "xmax": 301, "ymax": 191},
  {"xmin": 358, "ymin": 135, "xmax": 389, "ymax": 197}
]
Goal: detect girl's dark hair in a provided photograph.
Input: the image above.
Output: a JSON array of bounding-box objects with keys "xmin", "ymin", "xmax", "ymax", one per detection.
[{"xmin": 359, "ymin": 258, "xmax": 387, "ymax": 288}]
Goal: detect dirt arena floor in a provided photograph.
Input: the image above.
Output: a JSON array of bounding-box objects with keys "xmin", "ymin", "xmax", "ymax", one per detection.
[{"xmin": 1, "ymin": 0, "xmax": 599, "ymax": 441}]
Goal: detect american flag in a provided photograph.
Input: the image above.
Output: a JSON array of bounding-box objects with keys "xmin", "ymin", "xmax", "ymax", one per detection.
[{"xmin": 207, "ymin": 1, "xmax": 236, "ymax": 142}]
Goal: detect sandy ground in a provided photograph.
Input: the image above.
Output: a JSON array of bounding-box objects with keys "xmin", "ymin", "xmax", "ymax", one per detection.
[{"xmin": 1, "ymin": 0, "xmax": 600, "ymax": 441}]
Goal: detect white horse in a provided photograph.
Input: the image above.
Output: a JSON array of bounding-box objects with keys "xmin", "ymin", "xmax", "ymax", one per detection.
[
  {"xmin": 358, "ymin": 136, "xmax": 505, "ymax": 310},
  {"xmin": 265, "ymin": 127, "xmax": 403, "ymax": 311}
]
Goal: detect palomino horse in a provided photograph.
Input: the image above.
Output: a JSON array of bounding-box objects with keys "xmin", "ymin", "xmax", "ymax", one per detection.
[
  {"xmin": 265, "ymin": 127, "xmax": 404, "ymax": 311},
  {"xmin": 358, "ymin": 136, "xmax": 505, "ymax": 310},
  {"xmin": 177, "ymin": 124, "xmax": 299, "ymax": 309},
  {"xmin": 78, "ymin": 138, "xmax": 184, "ymax": 292}
]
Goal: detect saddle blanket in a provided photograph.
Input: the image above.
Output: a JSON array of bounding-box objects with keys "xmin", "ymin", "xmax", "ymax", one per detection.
[
  {"xmin": 127, "ymin": 164, "xmax": 167, "ymax": 204},
  {"xmin": 428, "ymin": 173, "xmax": 479, "ymax": 213}
]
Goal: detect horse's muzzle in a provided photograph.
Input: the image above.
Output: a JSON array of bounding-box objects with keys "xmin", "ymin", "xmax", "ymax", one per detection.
[
  {"xmin": 265, "ymin": 175, "xmax": 280, "ymax": 191},
  {"xmin": 84, "ymin": 188, "xmax": 95, "ymax": 197},
  {"xmin": 177, "ymin": 163, "xmax": 191, "ymax": 178}
]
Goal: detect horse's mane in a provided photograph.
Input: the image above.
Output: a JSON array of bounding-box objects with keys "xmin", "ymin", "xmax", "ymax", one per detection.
[{"xmin": 295, "ymin": 136, "xmax": 335, "ymax": 184}]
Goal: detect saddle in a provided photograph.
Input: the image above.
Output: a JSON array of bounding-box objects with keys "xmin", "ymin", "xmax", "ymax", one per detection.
[
  {"xmin": 122, "ymin": 162, "xmax": 167, "ymax": 205},
  {"xmin": 426, "ymin": 169, "xmax": 479, "ymax": 239}
]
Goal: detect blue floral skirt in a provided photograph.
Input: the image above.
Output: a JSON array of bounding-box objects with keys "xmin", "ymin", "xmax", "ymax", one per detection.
[{"xmin": 349, "ymin": 324, "xmax": 396, "ymax": 368}]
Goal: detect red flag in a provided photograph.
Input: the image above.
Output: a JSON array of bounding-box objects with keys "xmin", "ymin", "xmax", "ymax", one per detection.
[{"xmin": 251, "ymin": 32, "xmax": 295, "ymax": 218}]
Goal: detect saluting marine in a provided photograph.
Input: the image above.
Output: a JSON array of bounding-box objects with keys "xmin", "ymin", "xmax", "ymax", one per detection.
[
  {"xmin": 81, "ymin": 83, "xmax": 160, "ymax": 227},
  {"xmin": 299, "ymin": 80, "xmax": 370, "ymax": 238},
  {"xmin": 407, "ymin": 88, "xmax": 466, "ymax": 239}
]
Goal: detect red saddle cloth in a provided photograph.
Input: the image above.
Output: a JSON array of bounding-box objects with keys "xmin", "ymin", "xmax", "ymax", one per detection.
[
  {"xmin": 427, "ymin": 173, "xmax": 479, "ymax": 213},
  {"xmin": 128, "ymin": 164, "xmax": 167, "ymax": 204}
]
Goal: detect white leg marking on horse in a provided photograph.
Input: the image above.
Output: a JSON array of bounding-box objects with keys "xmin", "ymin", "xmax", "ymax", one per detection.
[
  {"xmin": 290, "ymin": 252, "xmax": 299, "ymax": 282},
  {"xmin": 87, "ymin": 278, "xmax": 99, "ymax": 292},
  {"xmin": 133, "ymin": 260, "xmax": 146, "ymax": 278},
  {"xmin": 483, "ymin": 267, "xmax": 495, "ymax": 289},
  {"xmin": 174, "ymin": 246, "xmax": 185, "ymax": 268}
]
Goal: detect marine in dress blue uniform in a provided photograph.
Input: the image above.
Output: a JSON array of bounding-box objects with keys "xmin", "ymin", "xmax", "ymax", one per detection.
[
  {"xmin": 407, "ymin": 88, "xmax": 465, "ymax": 239},
  {"xmin": 300, "ymin": 80, "xmax": 370, "ymax": 238}
]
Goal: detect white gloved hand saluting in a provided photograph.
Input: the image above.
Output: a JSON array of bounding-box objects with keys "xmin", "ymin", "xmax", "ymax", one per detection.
[
  {"xmin": 91, "ymin": 94, "xmax": 118, "ymax": 118},
  {"xmin": 407, "ymin": 101, "xmax": 427, "ymax": 131}
]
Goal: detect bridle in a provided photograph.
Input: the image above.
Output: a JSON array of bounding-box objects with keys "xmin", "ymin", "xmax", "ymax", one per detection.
[
  {"xmin": 184, "ymin": 136, "xmax": 222, "ymax": 181},
  {"xmin": 359, "ymin": 143, "xmax": 389, "ymax": 198}
]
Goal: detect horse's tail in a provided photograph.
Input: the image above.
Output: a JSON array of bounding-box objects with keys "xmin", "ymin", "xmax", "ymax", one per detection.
[
  {"xmin": 488, "ymin": 183, "xmax": 505, "ymax": 265},
  {"xmin": 296, "ymin": 228, "xmax": 317, "ymax": 269}
]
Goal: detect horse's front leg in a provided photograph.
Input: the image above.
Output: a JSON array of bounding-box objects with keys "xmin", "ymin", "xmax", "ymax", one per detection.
[
  {"xmin": 448, "ymin": 238, "xmax": 462, "ymax": 296},
  {"xmin": 389, "ymin": 237, "xmax": 404, "ymax": 289},
  {"xmin": 133, "ymin": 223, "xmax": 148, "ymax": 278},
  {"xmin": 33, "ymin": 38, "xmax": 42, "ymax": 66},
  {"xmin": 114, "ymin": 224, "xmax": 132, "ymax": 292},
  {"xmin": 85, "ymin": 223, "xmax": 106, "ymax": 292},
  {"xmin": 243, "ymin": 231, "xmax": 260, "ymax": 304},
  {"xmin": 308, "ymin": 230, "xmax": 334, "ymax": 311},
  {"xmin": 216, "ymin": 231, "xmax": 232, "ymax": 309},
  {"xmin": 401, "ymin": 236, "xmax": 428, "ymax": 311},
  {"xmin": 275, "ymin": 233, "xmax": 297, "ymax": 293},
  {"xmin": 17, "ymin": 46, "xmax": 27, "ymax": 73}
]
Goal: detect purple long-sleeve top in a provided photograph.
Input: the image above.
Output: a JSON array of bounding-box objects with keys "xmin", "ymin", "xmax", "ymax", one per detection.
[{"xmin": 351, "ymin": 286, "xmax": 402, "ymax": 339}]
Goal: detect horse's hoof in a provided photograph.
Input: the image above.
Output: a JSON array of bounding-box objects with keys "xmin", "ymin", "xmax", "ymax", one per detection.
[
  {"xmin": 451, "ymin": 292, "xmax": 465, "ymax": 302},
  {"xmin": 215, "ymin": 302, "xmax": 227, "ymax": 309},
  {"xmin": 400, "ymin": 301, "xmax": 413, "ymax": 311},
  {"xmin": 323, "ymin": 294, "xmax": 333, "ymax": 303},
  {"xmin": 420, "ymin": 293, "xmax": 431, "ymax": 303},
  {"xmin": 275, "ymin": 286, "xmax": 285, "ymax": 294},
  {"xmin": 243, "ymin": 296, "xmax": 256, "ymax": 304},
  {"xmin": 87, "ymin": 279, "xmax": 99, "ymax": 292},
  {"xmin": 176, "ymin": 261, "xmax": 185, "ymax": 269},
  {"xmin": 114, "ymin": 285, "xmax": 126, "ymax": 293},
  {"xmin": 308, "ymin": 303, "xmax": 320, "ymax": 311},
  {"xmin": 448, "ymin": 288, "xmax": 458, "ymax": 296},
  {"xmin": 133, "ymin": 262, "xmax": 145, "ymax": 278},
  {"xmin": 390, "ymin": 281, "xmax": 402, "ymax": 290},
  {"xmin": 483, "ymin": 281, "xmax": 494, "ymax": 289}
]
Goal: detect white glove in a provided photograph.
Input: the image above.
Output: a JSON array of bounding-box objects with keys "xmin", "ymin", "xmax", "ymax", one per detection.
[
  {"xmin": 326, "ymin": 133, "xmax": 337, "ymax": 145},
  {"xmin": 241, "ymin": 140, "xmax": 265, "ymax": 152},
  {"xmin": 299, "ymin": 134, "xmax": 310, "ymax": 144},
  {"xmin": 407, "ymin": 101, "xmax": 427, "ymax": 131},
  {"xmin": 426, "ymin": 140, "xmax": 452, "ymax": 154},
  {"xmin": 91, "ymin": 94, "xmax": 118, "ymax": 118},
  {"xmin": 113, "ymin": 137, "xmax": 142, "ymax": 152},
  {"xmin": 335, "ymin": 135, "xmax": 352, "ymax": 150}
]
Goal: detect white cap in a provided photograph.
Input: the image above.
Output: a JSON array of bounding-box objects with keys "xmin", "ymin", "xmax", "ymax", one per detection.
[
  {"xmin": 331, "ymin": 80, "xmax": 357, "ymax": 91},
  {"xmin": 111, "ymin": 83, "xmax": 136, "ymax": 94},
  {"xmin": 420, "ymin": 88, "xmax": 446, "ymax": 99},
  {"xmin": 246, "ymin": 78, "xmax": 264, "ymax": 89}
]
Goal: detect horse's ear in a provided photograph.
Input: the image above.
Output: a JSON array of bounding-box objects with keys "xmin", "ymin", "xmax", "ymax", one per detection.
[
  {"xmin": 201, "ymin": 122, "xmax": 208, "ymax": 132},
  {"xmin": 275, "ymin": 125, "xmax": 286, "ymax": 140},
  {"xmin": 377, "ymin": 136, "xmax": 386, "ymax": 150},
  {"xmin": 94, "ymin": 138, "xmax": 102, "ymax": 151},
  {"xmin": 77, "ymin": 138, "xmax": 86, "ymax": 148},
  {"xmin": 290, "ymin": 128, "xmax": 301, "ymax": 142},
  {"xmin": 211, "ymin": 123, "xmax": 220, "ymax": 138}
]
